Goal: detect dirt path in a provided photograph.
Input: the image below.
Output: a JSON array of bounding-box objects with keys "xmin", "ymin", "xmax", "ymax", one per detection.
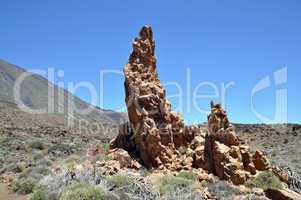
[{"xmin": 0, "ymin": 184, "xmax": 27, "ymax": 200}]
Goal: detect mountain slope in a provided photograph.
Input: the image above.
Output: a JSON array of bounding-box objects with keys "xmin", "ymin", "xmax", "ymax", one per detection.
[
  {"xmin": 0, "ymin": 59, "xmax": 126, "ymax": 126},
  {"xmin": 0, "ymin": 59, "xmax": 126, "ymax": 177}
]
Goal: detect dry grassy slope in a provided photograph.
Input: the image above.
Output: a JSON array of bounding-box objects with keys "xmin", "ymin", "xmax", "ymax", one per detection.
[{"xmin": 235, "ymin": 124, "xmax": 301, "ymax": 175}]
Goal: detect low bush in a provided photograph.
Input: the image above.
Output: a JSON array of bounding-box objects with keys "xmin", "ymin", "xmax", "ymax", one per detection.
[
  {"xmin": 246, "ymin": 171, "xmax": 283, "ymax": 190},
  {"xmin": 12, "ymin": 178, "xmax": 37, "ymax": 194},
  {"xmin": 0, "ymin": 163, "xmax": 25, "ymax": 173},
  {"xmin": 102, "ymin": 143, "xmax": 110, "ymax": 161},
  {"xmin": 33, "ymin": 152, "xmax": 44, "ymax": 161},
  {"xmin": 29, "ymin": 188, "xmax": 47, "ymax": 200},
  {"xmin": 153, "ymin": 175, "xmax": 194, "ymax": 195},
  {"xmin": 60, "ymin": 183, "xmax": 105, "ymax": 200},
  {"xmin": 18, "ymin": 165, "xmax": 51, "ymax": 180},
  {"xmin": 206, "ymin": 181, "xmax": 241, "ymax": 199},
  {"xmin": 106, "ymin": 174, "xmax": 134, "ymax": 187},
  {"xmin": 29, "ymin": 140, "xmax": 46, "ymax": 150},
  {"xmin": 176, "ymin": 170, "xmax": 197, "ymax": 181},
  {"xmin": 107, "ymin": 173, "xmax": 159, "ymax": 200}
]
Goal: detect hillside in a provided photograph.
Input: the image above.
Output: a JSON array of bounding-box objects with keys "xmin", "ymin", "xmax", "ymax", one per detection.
[
  {"xmin": 235, "ymin": 124, "xmax": 301, "ymax": 176},
  {"xmin": 0, "ymin": 60, "xmax": 127, "ymax": 189},
  {"xmin": 0, "ymin": 59, "xmax": 126, "ymax": 126}
]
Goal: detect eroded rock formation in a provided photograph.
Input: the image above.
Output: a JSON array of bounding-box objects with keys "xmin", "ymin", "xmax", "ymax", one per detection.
[
  {"xmin": 111, "ymin": 25, "xmax": 271, "ymax": 185},
  {"xmin": 200, "ymin": 101, "xmax": 270, "ymax": 184},
  {"xmin": 111, "ymin": 25, "xmax": 194, "ymax": 169}
]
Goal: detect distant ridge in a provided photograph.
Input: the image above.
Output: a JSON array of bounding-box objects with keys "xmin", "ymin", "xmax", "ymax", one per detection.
[{"xmin": 0, "ymin": 59, "xmax": 127, "ymax": 126}]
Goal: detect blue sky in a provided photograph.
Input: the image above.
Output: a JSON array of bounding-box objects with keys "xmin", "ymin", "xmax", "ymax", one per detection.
[{"xmin": 0, "ymin": 0, "xmax": 300, "ymax": 124}]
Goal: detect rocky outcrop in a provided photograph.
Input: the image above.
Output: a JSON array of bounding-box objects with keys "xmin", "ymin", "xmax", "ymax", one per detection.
[
  {"xmin": 197, "ymin": 101, "xmax": 270, "ymax": 185},
  {"xmin": 111, "ymin": 25, "xmax": 195, "ymax": 169},
  {"xmin": 253, "ymin": 150, "xmax": 270, "ymax": 171},
  {"xmin": 111, "ymin": 26, "xmax": 272, "ymax": 186},
  {"xmin": 108, "ymin": 148, "xmax": 141, "ymax": 169}
]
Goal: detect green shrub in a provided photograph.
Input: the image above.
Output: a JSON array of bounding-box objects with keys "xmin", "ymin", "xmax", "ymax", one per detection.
[
  {"xmin": 153, "ymin": 175, "xmax": 194, "ymax": 195},
  {"xmin": 18, "ymin": 165, "xmax": 51, "ymax": 180},
  {"xmin": 102, "ymin": 143, "xmax": 110, "ymax": 161},
  {"xmin": 29, "ymin": 140, "xmax": 46, "ymax": 150},
  {"xmin": 12, "ymin": 178, "xmax": 37, "ymax": 194},
  {"xmin": 33, "ymin": 152, "xmax": 44, "ymax": 161},
  {"xmin": 246, "ymin": 171, "xmax": 283, "ymax": 190},
  {"xmin": 60, "ymin": 183, "xmax": 105, "ymax": 200},
  {"xmin": 176, "ymin": 170, "xmax": 197, "ymax": 181},
  {"xmin": 106, "ymin": 174, "xmax": 134, "ymax": 187},
  {"xmin": 102, "ymin": 143, "xmax": 110, "ymax": 154},
  {"xmin": 29, "ymin": 188, "xmax": 47, "ymax": 200},
  {"xmin": 1, "ymin": 163, "xmax": 25, "ymax": 173}
]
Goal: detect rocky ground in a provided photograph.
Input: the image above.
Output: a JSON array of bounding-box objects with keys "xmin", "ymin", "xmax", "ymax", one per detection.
[
  {"xmin": 0, "ymin": 101, "xmax": 120, "ymax": 171},
  {"xmin": 235, "ymin": 124, "xmax": 301, "ymax": 176},
  {"xmin": 1, "ymin": 122, "xmax": 300, "ymax": 200},
  {"xmin": 0, "ymin": 26, "xmax": 300, "ymax": 200},
  {"xmin": 1, "ymin": 114, "xmax": 300, "ymax": 200}
]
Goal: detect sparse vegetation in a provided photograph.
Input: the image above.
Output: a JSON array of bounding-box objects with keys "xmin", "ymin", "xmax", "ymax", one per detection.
[
  {"xmin": 29, "ymin": 188, "xmax": 47, "ymax": 200},
  {"xmin": 206, "ymin": 181, "xmax": 241, "ymax": 199},
  {"xmin": 106, "ymin": 174, "xmax": 134, "ymax": 187},
  {"xmin": 33, "ymin": 152, "xmax": 44, "ymax": 161},
  {"xmin": 153, "ymin": 175, "xmax": 195, "ymax": 195},
  {"xmin": 246, "ymin": 171, "xmax": 283, "ymax": 190},
  {"xmin": 102, "ymin": 143, "xmax": 110, "ymax": 161},
  {"xmin": 29, "ymin": 140, "xmax": 47, "ymax": 150},
  {"xmin": 0, "ymin": 163, "xmax": 25, "ymax": 173},
  {"xmin": 176, "ymin": 170, "xmax": 197, "ymax": 181},
  {"xmin": 11, "ymin": 178, "xmax": 37, "ymax": 194},
  {"xmin": 48, "ymin": 143, "xmax": 75, "ymax": 156},
  {"xmin": 60, "ymin": 183, "xmax": 105, "ymax": 200}
]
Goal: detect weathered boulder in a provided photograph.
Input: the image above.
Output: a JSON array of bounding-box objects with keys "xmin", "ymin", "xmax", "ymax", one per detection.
[
  {"xmin": 108, "ymin": 148, "xmax": 141, "ymax": 169},
  {"xmin": 253, "ymin": 150, "xmax": 270, "ymax": 171},
  {"xmin": 265, "ymin": 188, "xmax": 301, "ymax": 200},
  {"xmin": 272, "ymin": 167, "xmax": 289, "ymax": 184}
]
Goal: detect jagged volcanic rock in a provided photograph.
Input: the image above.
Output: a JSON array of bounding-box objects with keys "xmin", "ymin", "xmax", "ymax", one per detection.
[
  {"xmin": 111, "ymin": 25, "xmax": 194, "ymax": 168},
  {"xmin": 200, "ymin": 101, "xmax": 270, "ymax": 185},
  {"xmin": 111, "ymin": 26, "xmax": 273, "ymax": 187}
]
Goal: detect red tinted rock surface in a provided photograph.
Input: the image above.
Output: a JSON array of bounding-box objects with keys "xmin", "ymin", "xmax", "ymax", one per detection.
[
  {"xmin": 108, "ymin": 148, "xmax": 141, "ymax": 169},
  {"xmin": 111, "ymin": 26, "xmax": 273, "ymax": 186},
  {"xmin": 199, "ymin": 101, "xmax": 270, "ymax": 185},
  {"xmin": 253, "ymin": 150, "xmax": 270, "ymax": 171},
  {"xmin": 112, "ymin": 25, "xmax": 195, "ymax": 168}
]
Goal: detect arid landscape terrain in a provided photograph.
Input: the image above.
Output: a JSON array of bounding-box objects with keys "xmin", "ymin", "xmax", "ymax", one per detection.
[{"xmin": 0, "ymin": 27, "xmax": 300, "ymax": 200}]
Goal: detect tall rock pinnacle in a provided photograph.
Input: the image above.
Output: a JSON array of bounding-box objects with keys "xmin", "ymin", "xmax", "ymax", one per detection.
[
  {"xmin": 110, "ymin": 26, "xmax": 271, "ymax": 186},
  {"xmin": 122, "ymin": 25, "xmax": 188, "ymax": 168}
]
